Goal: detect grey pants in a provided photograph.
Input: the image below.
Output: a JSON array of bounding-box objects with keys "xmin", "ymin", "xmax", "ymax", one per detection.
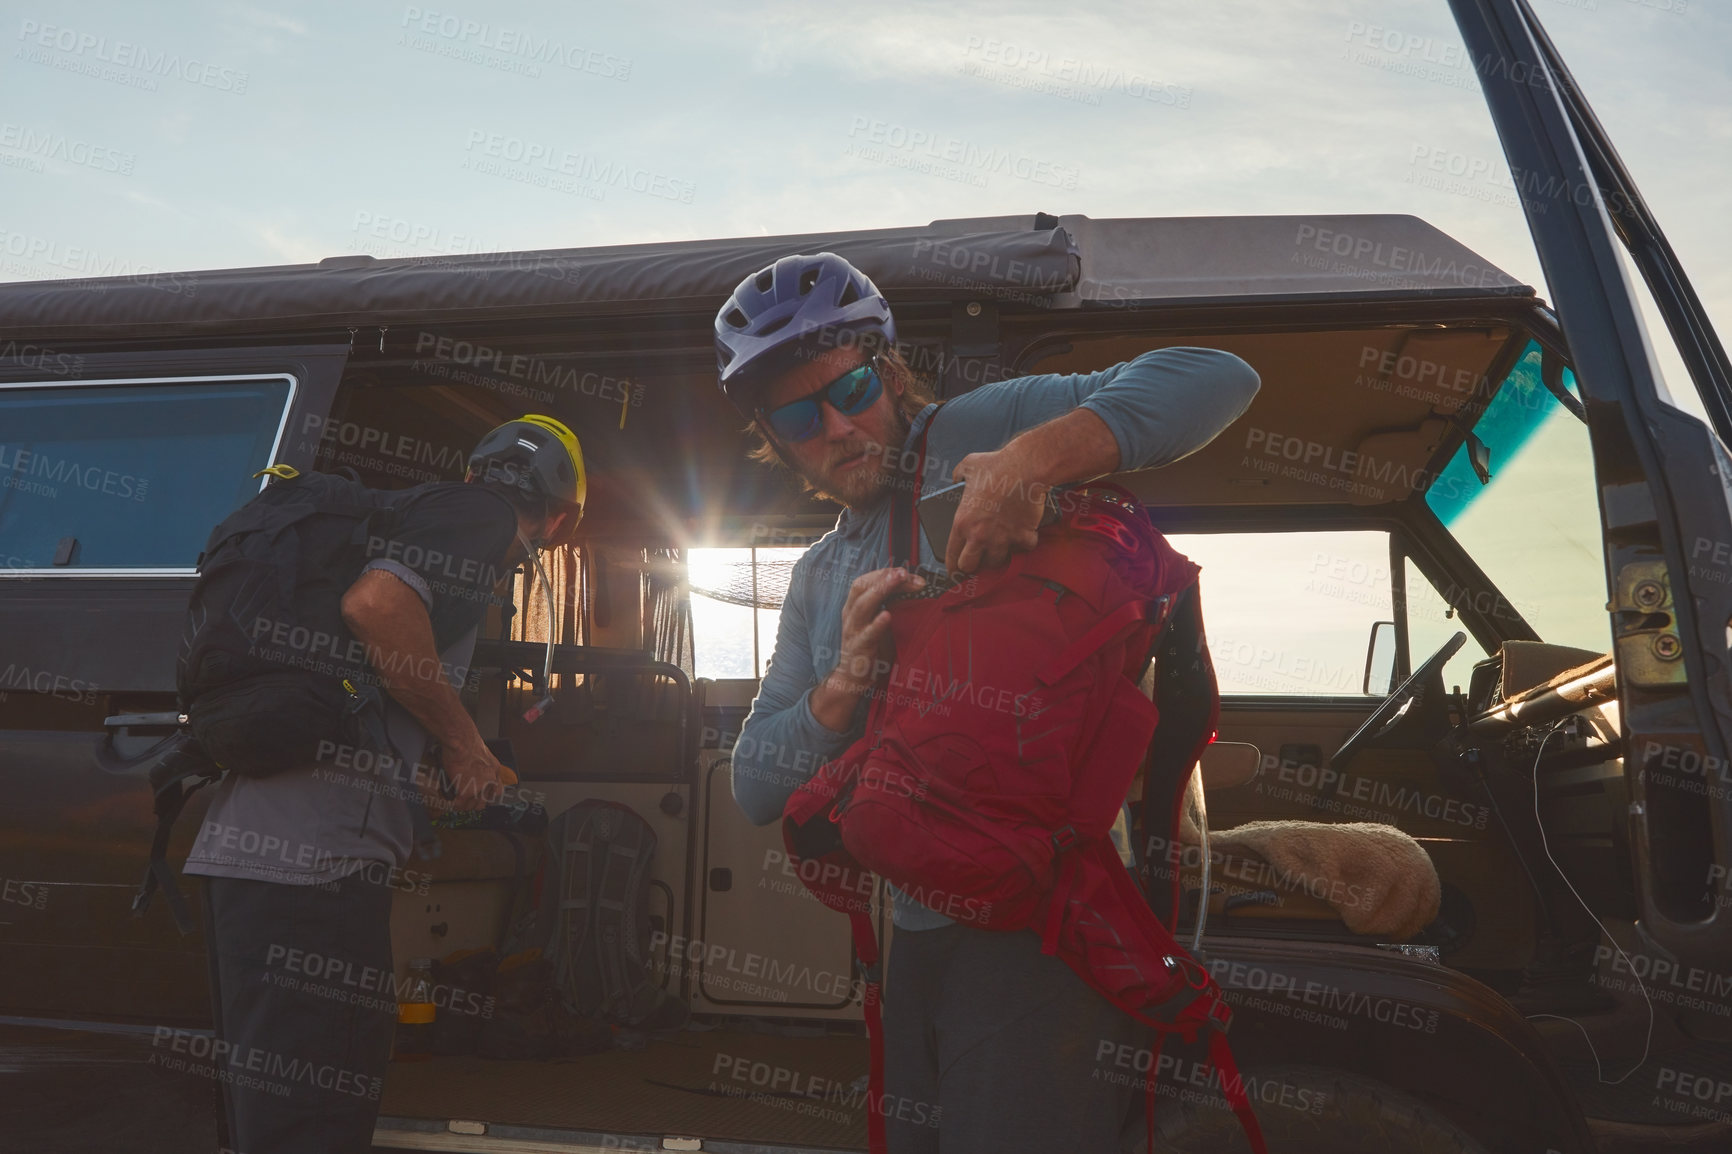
[
  {"xmin": 202, "ymin": 874, "xmax": 398, "ymax": 1154},
  {"xmin": 882, "ymin": 923, "xmax": 1145, "ymax": 1154}
]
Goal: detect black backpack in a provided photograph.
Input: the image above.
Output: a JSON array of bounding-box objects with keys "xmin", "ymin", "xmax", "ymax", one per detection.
[
  {"xmin": 124, "ymin": 466, "xmax": 429, "ymax": 931},
  {"xmin": 176, "ymin": 465, "xmax": 411, "ymax": 768}
]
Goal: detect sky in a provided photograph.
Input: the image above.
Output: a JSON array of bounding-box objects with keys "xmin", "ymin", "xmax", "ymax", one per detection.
[
  {"xmin": 2, "ymin": 0, "xmax": 1726, "ymax": 690},
  {"xmin": 0, "ymin": 0, "xmax": 1724, "ymax": 332}
]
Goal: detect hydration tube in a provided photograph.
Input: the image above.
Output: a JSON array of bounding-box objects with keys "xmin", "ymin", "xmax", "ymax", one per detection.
[
  {"xmin": 1187, "ymin": 766, "xmax": 1211, "ymax": 955},
  {"xmin": 518, "ymin": 532, "xmax": 557, "ymax": 724}
]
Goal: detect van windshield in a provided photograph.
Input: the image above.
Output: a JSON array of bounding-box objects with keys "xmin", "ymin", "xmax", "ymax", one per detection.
[{"xmin": 1424, "ymin": 341, "xmax": 1609, "ymax": 655}]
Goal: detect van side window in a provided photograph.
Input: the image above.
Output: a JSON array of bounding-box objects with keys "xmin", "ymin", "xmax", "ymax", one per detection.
[{"xmin": 0, "ymin": 376, "xmax": 294, "ymax": 573}]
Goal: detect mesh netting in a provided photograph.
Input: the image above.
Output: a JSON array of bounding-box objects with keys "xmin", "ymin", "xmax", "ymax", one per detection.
[{"xmin": 687, "ymin": 556, "xmax": 799, "ymax": 610}]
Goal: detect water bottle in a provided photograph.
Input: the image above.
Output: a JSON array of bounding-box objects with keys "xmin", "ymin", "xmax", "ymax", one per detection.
[{"xmin": 395, "ymin": 957, "xmax": 436, "ymax": 1061}]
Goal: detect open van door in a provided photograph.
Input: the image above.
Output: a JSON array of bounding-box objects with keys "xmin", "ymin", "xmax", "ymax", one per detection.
[{"xmin": 1450, "ymin": 0, "xmax": 1732, "ymax": 967}]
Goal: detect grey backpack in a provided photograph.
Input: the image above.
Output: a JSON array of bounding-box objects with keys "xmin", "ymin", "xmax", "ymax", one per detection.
[{"xmin": 507, "ymin": 799, "xmax": 689, "ymax": 1031}]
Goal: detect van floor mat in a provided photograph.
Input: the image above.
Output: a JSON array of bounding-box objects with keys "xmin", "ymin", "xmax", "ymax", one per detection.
[{"xmin": 378, "ymin": 1030, "xmax": 871, "ymax": 1148}]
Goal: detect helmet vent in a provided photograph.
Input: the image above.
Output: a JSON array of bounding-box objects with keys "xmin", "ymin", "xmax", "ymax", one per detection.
[
  {"xmin": 755, "ymin": 270, "xmax": 773, "ymax": 293},
  {"xmin": 725, "ymin": 308, "xmax": 748, "ymax": 329},
  {"xmin": 838, "ymin": 280, "xmax": 859, "ymax": 306},
  {"xmin": 759, "ymin": 315, "xmax": 791, "ymax": 336},
  {"xmin": 799, "ymin": 267, "xmax": 820, "ymax": 295}
]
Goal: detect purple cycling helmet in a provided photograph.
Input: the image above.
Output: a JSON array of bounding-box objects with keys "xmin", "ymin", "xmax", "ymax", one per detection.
[{"xmin": 714, "ymin": 252, "xmax": 896, "ymax": 416}]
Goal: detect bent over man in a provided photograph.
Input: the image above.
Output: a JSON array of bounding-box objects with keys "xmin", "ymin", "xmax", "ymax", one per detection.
[
  {"xmin": 182, "ymin": 415, "xmax": 585, "ymax": 1154},
  {"xmin": 716, "ymin": 252, "xmax": 1259, "ymax": 1152}
]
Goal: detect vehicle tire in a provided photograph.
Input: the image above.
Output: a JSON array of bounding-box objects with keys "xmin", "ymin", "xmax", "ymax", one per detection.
[{"xmin": 1148, "ymin": 1063, "xmax": 1491, "ymax": 1154}]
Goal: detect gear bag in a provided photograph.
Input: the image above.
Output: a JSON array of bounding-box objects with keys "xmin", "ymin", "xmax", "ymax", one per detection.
[
  {"xmin": 505, "ymin": 800, "xmax": 689, "ymax": 1032},
  {"xmin": 780, "ymin": 413, "xmax": 1267, "ymax": 1154},
  {"xmin": 127, "ymin": 466, "xmax": 431, "ymax": 933}
]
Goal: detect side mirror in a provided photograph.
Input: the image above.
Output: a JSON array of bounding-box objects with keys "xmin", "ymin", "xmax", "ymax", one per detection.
[{"xmin": 1363, "ymin": 620, "xmax": 1397, "ymax": 696}]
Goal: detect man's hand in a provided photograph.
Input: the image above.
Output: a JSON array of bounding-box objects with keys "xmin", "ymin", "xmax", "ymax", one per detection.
[
  {"xmin": 944, "ymin": 407, "xmax": 1123, "ymax": 573},
  {"xmin": 436, "ymin": 741, "xmax": 519, "ymax": 814},
  {"xmin": 809, "ymin": 566, "xmax": 924, "ymax": 732},
  {"xmin": 946, "ymin": 447, "xmax": 1046, "ymax": 574}
]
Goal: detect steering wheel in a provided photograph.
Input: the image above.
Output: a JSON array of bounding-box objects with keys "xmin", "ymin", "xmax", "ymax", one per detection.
[{"xmin": 1329, "ymin": 631, "xmax": 1466, "ymax": 771}]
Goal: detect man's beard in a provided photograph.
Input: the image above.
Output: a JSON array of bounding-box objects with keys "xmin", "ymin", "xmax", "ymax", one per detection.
[{"xmin": 799, "ymin": 409, "xmax": 912, "ymax": 509}]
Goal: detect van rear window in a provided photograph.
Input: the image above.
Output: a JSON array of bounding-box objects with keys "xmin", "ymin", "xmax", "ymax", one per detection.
[{"xmin": 0, "ymin": 376, "xmax": 293, "ymax": 573}]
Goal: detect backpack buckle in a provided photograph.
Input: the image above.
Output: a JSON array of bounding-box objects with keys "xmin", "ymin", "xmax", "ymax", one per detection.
[
  {"xmin": 1050, "ymin": 824, "xmax": 1078, "ymax": 853},
  {"xmin": 1206, "ymin": 996, "xmax": 1234, "ymax": 1032}
]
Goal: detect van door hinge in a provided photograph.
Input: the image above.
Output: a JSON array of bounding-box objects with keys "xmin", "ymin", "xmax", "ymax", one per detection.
[{"xmin": 1610, "ymin": 559, "xmax": 1687, "ymax": 688}]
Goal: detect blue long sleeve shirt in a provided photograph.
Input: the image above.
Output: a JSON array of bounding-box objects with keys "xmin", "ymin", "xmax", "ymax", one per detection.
[{"xmin": 730, "ymin": 346, "xmax": 1261, "ymax": 930}]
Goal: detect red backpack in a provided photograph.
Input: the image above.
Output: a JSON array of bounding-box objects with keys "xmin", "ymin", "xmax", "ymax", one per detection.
[{"xmin": 781, "ymin": 415, "xmax": 1267, "ymax": 1154}]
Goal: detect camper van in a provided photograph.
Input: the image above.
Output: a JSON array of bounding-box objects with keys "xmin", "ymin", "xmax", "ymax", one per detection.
[{"xmin": 3, "ymin": 3, "xmax": 1731, "ymax": 1152}]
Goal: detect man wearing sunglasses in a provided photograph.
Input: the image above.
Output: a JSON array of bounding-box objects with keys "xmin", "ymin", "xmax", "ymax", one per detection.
[{"xmin": 717, "ymin": 251, "xmax": 1259, "ymax": 1152}]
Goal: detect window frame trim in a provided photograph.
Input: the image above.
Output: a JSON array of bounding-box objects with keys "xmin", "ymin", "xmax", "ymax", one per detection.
[{"xmin": 0, "ymin": 371, "xmax": 300, "ymax": 578}]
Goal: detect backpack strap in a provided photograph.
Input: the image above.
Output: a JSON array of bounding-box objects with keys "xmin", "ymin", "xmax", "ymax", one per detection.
[
  {"xmin": 847, "ymin": 908, "xmax": 887, "ymax": 1154},
  {"xmin": 1140, "ymin": 583, "xmax": 1219, "ymax": 924},
  {"xmin": 116, "ymin": 731, "xmax": 222, "ymax": 935},
  {"xmin": 887, "ymin": 404, "xmax": 943, "ymax": 570}
]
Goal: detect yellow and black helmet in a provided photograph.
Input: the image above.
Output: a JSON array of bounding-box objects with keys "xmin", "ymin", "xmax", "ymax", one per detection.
[{"xmin": 466, "ymin": 414, "xmax": 587, "ymax": 522}]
